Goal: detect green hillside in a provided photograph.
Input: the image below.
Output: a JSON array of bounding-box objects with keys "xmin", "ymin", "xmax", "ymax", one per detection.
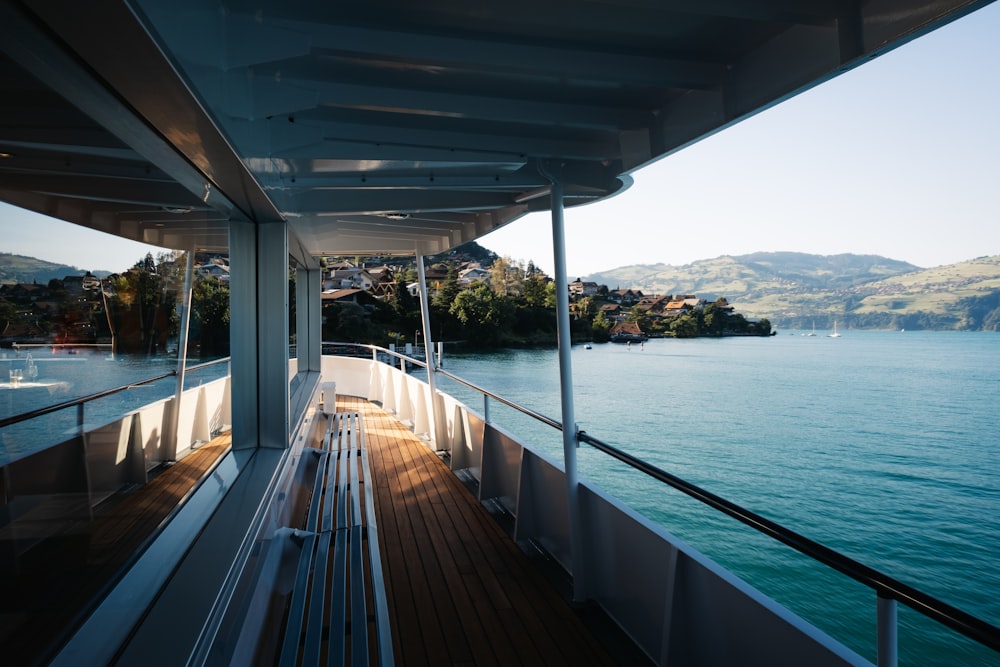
[
  {"xmin": 586, "ymin": 253, "xmax": 1000, "ymax": 331},
  {"xmin": 0, "ymin": 252, "xmax": 86, "ymax": 285}
]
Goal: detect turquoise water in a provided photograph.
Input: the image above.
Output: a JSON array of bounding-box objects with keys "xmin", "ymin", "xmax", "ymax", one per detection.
[{"xmin": 434, "ymin": 331, "xmax": 1000, "ymax": 665}]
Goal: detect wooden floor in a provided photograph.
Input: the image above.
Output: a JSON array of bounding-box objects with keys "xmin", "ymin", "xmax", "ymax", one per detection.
[
  {"xmin": 0, "ymin": 433, "xmax": 231, "ymax": 666},
  {"xmin": 339, "ymin": 396, "xmax": 621, "ymax": 666}
]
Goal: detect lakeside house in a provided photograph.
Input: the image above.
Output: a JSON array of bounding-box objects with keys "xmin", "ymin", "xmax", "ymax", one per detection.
[{"xmin": 569, "ymin": 278, "xmax": 599, "ymax": 297}]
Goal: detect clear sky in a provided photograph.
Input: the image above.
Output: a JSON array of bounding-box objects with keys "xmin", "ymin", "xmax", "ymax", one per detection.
[
  {"xmin": 1, "ymin": 206, "xmax": 168, "ymax": 273},
  {"xmin": 2, "ymin": 3, "xmax": 998, "ymax": 277}
]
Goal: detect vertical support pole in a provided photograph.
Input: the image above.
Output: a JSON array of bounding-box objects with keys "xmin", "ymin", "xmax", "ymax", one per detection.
[
  {"xmin": 549, "ymin": 178, "xmax": 586, "ymax": 602},
  {"xmin": 877, "ymin": 595, "xmax": 898, "ymax": 667},
  {"xmin": 230, "ymin": 220, "xmax": 290, "ymax": 450},
  {"xmin": 296, "ymin": 265, "xmax": 321, "ymax": 373},
  {"xmin": 415, "ymin": 251, "xmax": 441, "ymax": 446},
  {"xmin": 166, "ymin": 248, "xmax": 194, "ymax": 458}
]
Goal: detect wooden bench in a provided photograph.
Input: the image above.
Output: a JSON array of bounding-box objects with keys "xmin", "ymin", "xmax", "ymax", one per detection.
[{"xmin": 279, "ymin": 412, "xmax": 394, "ymax": 666}]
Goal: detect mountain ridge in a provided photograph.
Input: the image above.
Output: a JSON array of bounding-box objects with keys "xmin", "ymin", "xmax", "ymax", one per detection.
[
  {"xmin": 582, "ymin": 251, "xmax": 1000, "ymax": 330},
  {"xmin": 0, "ymin": 252, "xmax": 112, "ymax": 285}
]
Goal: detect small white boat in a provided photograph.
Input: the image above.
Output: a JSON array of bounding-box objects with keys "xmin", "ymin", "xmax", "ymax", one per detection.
[{"xmin": 828, "ymin": 320, "xmax": 842, "ymax": 338}]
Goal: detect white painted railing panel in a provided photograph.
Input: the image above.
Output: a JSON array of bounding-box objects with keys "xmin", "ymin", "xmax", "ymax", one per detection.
[
  {"xmin": 320, "ymin": 356, "xmax": 377, "ymax": 400},
  {"xmin": 175, "ymin": 393, "xmax": 197, "ymax": 457},
  {"xmin": 133, "ymin": 399, "xmax": 170, "ymax": 468},
  {"xmin": 85, "ymin": 417, "xmax": 144, "ymax": 501},
  {"xmin": 514, "ymin": 450, "xmax": 572, "ymax": 571},
  {"xmin": 441, "ymin": 393, "xmax": 483, "ymax": 476},
  {"xmin": 478, "ymin": 424, "xmax": 523, "ymax": 516},
  {"xmin": 201, "ymin": 376, "xmax": 231, "ymax": 434}
]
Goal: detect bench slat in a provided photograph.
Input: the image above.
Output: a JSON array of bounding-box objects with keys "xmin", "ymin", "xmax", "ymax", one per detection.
[
  {"xmin": 329, "ymin": 528, "xmax": 349, "ymax": 664},
  {"xmin": 306, "ymin": 451, "xmax": 328, "ymax": 531},
  {"xmin": 303, "ymin": 530, "xmax": 332, "ymax": 666},
  {"xmin": 336, "ymin": 439, "xmax": 350, "ymax": 532},
  {"xmin": 350, "ymin": 524, "xmax": 369, "ymax": 667},
  {"xmin": 279, "ymin": 532, "xmax": 317, "ymax": 667},
  {"xmin": 361, "ymin": 437, "xmax": 395, "ymax": 663}
]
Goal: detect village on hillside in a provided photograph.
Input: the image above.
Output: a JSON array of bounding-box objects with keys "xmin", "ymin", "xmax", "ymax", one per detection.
[
  {"xmin": 1, "ymin": 248, "xmax": 771, "ymax": 349},
  {"xmin": 567, "ymin": 279, "xmax": 772, "ymax": 340}
]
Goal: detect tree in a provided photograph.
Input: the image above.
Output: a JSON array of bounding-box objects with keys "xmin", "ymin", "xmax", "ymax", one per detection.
[
  {"xmin": 670, "ymin": 314, "xmax": 699, "ymax": 338},
  {"xmin": 191, "ymin": 276, "xmax": 230, "ymax": 357},
  {"xmin": 388, "ymin": 276, "xmax": 421, "ymax": 341},
  {"xmin": 449, "ymin": 282, "xmax": 515, "ymax": 345},
  {"xmin": 103, "ymin": 252, "xmax": 179, "ymax": 355},
  {"xmin": 543, "ymin": 281, "xmax": 558, "ymax": 309},
  {"xmin": 522, "ymin": 273, "xmax": 549, "ymax": 308},
  {"xmin": 431, "ymin": 264, "xmax": 462, "ymax": 308},
  {"xmin": 489, "ymin": 256, "xmax": 524, "ymax": 297},
  {"xmin": 702, "ymin": 303, "xmax": 724, "ymax": 335},
  {"xmin": 591, "ymin": 311, "xmax": 612, "ymax": 342}
]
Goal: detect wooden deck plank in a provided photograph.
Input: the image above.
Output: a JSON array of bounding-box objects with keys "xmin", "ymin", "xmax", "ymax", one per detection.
[
  {"xmin": 336, "ymin": 396, "xmax": 619, "ymax": 666},
  {"xmin": 389, "ymin": 429, "xmax": 474, "ymax": 663},
  {"xmin": 367, "ymin": 407, "xmax": 457, "ymax": 665}
]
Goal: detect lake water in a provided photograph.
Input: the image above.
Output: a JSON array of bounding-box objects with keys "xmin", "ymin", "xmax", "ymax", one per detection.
[{"xmin": 432, "ymin": 331, "xmax": 1000, "ymax": 665}]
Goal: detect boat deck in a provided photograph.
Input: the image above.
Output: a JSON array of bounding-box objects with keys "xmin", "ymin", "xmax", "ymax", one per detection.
[
  {"xmin": 342, "ymin": 395, "xmax": 622, "ymax": 665},
  {"xmin": 2, "ymin": 398, "xmax": 631, "ymax": 665}
]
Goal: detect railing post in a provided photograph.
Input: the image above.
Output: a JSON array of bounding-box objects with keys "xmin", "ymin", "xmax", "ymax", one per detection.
[
  {"xmin": 483, "ymin": 395, "xmax": 490, "ymax": 424},
  {"xmin": 878, "ymin": 594, "xmax": 898, "ymax": 667},
  {"xmin": 415, "ymin": 251, "xmax": 442, "ymax": 446},
  {"xmin": 77, "ymin": 402, "xmax": 85, "ymax": 437},
  {"xmin": 547, "ymin": 174, "xmax": 586, "ymax": 602},
  {"xmin": 166, "ymin": 248, "xmax": 194, "ymax": 459}
]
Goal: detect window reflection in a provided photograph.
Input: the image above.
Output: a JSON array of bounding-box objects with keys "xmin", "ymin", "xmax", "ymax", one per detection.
[{"xmin": 1, "ymin": 208, "xmax": 233, "ymax": 663}]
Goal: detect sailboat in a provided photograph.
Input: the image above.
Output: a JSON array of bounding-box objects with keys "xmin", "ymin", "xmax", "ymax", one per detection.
[
  {"xmin": 807, "ymin": 321, "xmax": 817, "ymax": 336},
  {"xmin": 828, "ymin": 320, "xmax": 842, "ymax": 338}
]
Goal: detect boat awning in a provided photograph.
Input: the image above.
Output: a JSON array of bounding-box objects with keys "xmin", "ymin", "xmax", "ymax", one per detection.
[{"xmin": 0, "ymin": 0, "xmax": 992, "ymax": 258}]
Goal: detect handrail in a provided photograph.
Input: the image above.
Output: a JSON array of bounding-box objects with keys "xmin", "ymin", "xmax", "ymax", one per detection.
[
  {"xmin": 0, "ymin": 356, "xmax": 229, "ymax": 430},
  {"xmin": 435, "ymin": 367, "xmax": 564, "ymax": 431},
  {"xmin": 323, "ymin": 341, "xmax": 562, "ymax": 429},
  {"xmin": 577, "ymin": 430, "xmax": 1000, "ymax": 653},
  {"xmin": 323, "ymin": 341, "xmax": 428, "ymax": 369},
  {"xmin": 325, "ymin": 342, "xmax": 1000, "ymax": 655}
]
